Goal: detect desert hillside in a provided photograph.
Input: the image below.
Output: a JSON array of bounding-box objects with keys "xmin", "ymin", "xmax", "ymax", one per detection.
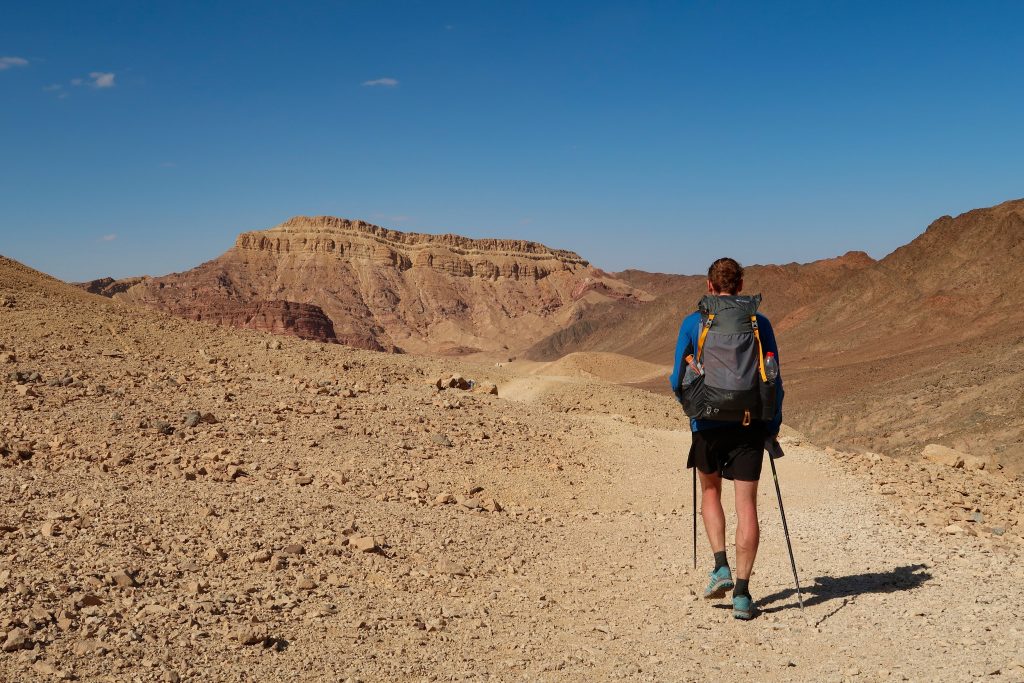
[
  {"xmin": 525, "ymin": 251, "xmax": 875, "ymax": 363},
  {"xmin": 98, "ymin": 216, "xmax": 647, "ymax": 356},
  {"xmin": 781, "ymin": 199, "xmax": 1024, "ymax": 473},
  {"xmin": 3, "ymin": 253, "xmax": 1024, "ymax": 681},
  {"xmin": 526, "ymin": 200, "xmax": 1024, "ymax": 475}
]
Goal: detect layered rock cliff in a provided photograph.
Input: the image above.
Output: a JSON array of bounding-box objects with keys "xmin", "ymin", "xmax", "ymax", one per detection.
[{"xmin": 112, "ymin": 216, "xmax": 645, "ymax": 354}]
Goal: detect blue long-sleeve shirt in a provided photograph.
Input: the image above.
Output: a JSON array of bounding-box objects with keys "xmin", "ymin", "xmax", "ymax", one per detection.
[{"xmin": 669, "ymin": 310, "xmax": 784, "ymax": 434}]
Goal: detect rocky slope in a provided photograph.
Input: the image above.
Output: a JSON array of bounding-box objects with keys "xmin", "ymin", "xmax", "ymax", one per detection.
[
  {"xmin": 531, "ymin": 200, "xmax": 1024, "ymax": 475},
  {"xmin": 2, "ymin": 253, "xmax": 1022, "ymax": 682},
  {"xmin": 108, "ymin": 216, "xmax": 647, "ymax": 355},
  {"xmin": 525, "ymin": 251, "xmax": 875, "ymax": 363},
  {"xmin": 781, "ymin": 199, "xmax": 1024, "ymax": 474}
]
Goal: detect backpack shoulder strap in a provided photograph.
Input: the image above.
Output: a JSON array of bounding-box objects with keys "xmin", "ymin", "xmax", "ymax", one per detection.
[
  {"xmin": 750, "ymin": 314, "xmax": 767, "ymax": 382},
  {"xmin": 696, "ymin": 313, "xmax": 715, "ymax": 362}
]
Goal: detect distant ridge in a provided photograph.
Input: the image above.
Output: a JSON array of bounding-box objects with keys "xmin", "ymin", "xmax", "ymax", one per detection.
[{"xmin": 103, "ymin": 216, "xmax": 646, "ymax": 354}]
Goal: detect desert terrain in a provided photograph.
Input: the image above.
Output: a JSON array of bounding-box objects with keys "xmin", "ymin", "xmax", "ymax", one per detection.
[
  {"xmin": 84, "ymin": 201, "xmax": 1024, "ymax": 477},
  {"xmin": 3, "ymin": 252, "xmax": 1024, "ymax": 682}
]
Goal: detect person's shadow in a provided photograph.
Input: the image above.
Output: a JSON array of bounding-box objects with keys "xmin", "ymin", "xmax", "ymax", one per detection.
[{"xmin": 715, "ymin": 564, "xmax": 932, "ymax": 619}]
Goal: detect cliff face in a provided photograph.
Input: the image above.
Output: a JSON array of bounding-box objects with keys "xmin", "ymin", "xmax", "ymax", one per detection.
[
  {"xmin": 113, "ymin": 216, "xmax": 644, "ymax": 354},
  {"xmin": 166, "ymin": 299, "xmax": 340, "ymax": 345}
]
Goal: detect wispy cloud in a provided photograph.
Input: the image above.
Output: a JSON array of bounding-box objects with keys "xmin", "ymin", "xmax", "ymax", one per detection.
[
  {"xmin": 72, "ymin": 72, "xmax": 116, "ymax": 88},
  {"xmin": 89, "ymin": 71, "xmax": 115, "ymax": 88},
  {"xmin": 0, "ymin": 56, "xmax": 29, "ymax": 70},
  {"xmin": 100, "ymin": 233, "xmax": 117, "ymax": 242},
  {"xmin": 159, "ymin": 161, "xmax": 177, "ymax": 168},
  {"xmin": 362, "ymin": 77, "xmax": 398, "ymax": 87}
]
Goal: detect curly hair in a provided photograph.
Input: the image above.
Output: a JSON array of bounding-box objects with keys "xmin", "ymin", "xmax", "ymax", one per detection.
[{"xmin": 707, "ymin": 257, "xmax": 743, "ymax": 294}]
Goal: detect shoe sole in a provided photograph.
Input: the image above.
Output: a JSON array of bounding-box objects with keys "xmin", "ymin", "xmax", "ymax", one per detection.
[
  {"xmin": 703, "ymin": 579, "xmax": 734, "ymax": 600},
  {"xmin": 732, "ymin": 600, "xmax": 755, "ymax": 620}
]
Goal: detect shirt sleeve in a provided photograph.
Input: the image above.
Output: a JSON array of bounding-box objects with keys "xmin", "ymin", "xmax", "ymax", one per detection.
[
  {"xmin": 669, "ymin": 313, "xmax": 696, "ymax": 402},
  {"xmin": 756, "ymin": 313, "xmax": 784, "ymax": 434}
]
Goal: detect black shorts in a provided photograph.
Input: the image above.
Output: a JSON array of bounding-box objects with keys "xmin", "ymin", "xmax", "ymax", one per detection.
[{"xmin": 688, "ymin": 425, "xmax": 766, "ymax": 482}]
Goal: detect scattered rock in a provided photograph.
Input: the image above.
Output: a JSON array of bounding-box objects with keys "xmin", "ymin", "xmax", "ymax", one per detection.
[
  {"xmin": 922, "ymin": 444, "xmax": 966, "ymax": 468},
  {"xmin": 73, "ymin": 639, "xmax": 107, "ymax": 656},
  {"xmin": 204, "ymin": 547, "xmax": 227, "ymax": 563},
  {"xmin": 2, "ymin": 627, "xmax": 29, "ymax": 652},
  {"xmin": 250, "ymin": 549, "xmax": 273, "ymax": 563},
  {"xmin": 154, "ymin": 420, "xmax": 174, "ymax": 436},
  {"xmin": 430, "ymin": 433, "xmax": 453, "ymax": 447},
  {"xmin": 435, "ymin": 559, "xmax": 468, "ymax": 576},
  {"xmin": 236, "ymin": 625, "xmax": 270, "ymax": 646},
  {"xmin": 350, "ymin": 536, "xmax": 379, "ymax": 553},
  {"xmin": 111, "ymin": 570, "xmax": 139, "ymax": 588},
  {"xmin": 472, "ymin": 381, "xmax": 499, "ymax": 396}
]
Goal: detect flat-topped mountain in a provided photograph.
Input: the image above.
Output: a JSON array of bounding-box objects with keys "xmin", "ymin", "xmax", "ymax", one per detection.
[{"xmin": 108, "ymin": 216, "xmax": 645, "ymax": 354}]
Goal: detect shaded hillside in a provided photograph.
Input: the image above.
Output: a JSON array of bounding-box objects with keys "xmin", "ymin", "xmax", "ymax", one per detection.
[
  {"xmin": 526, "ymin": 252, "xmax": 875, "ymax": 363},
  {"xmin": 782, "ymin": 199, "xmax": 1024, "ymax": 474}
]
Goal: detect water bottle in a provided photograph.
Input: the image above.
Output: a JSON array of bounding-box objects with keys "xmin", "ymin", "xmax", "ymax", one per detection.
[{"xmin": 764, "ymin": 352, "xmax": 779, "ymax": 383}]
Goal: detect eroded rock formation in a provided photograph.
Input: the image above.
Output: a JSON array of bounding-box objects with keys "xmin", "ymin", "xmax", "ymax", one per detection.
[{"xmin": 110, "ymin": 216, "xmax": 646, "ymax": 354}]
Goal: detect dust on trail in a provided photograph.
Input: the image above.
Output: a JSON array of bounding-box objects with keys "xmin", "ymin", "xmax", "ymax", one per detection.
[{"xmin": 502, "ymin": 372, "xmax": 1024, "ymax": 682}]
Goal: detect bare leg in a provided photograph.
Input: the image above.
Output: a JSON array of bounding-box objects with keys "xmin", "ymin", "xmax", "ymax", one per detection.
[
  {"xmin": 697, "ymin": 470, "xmax": 725, "ymax": 554},
  {"xmin": 733, "ymin": 479, "xmax": 760, "ymax": 580}
]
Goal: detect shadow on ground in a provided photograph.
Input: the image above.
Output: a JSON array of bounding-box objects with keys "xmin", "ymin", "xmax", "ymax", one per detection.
[
  {"xmin": 757, "ymin": 563, "xmax": 933, "ymax": 615},
  {"xmin": 711, "ymin": 564, "xmax": 933, "ymax": 618}
]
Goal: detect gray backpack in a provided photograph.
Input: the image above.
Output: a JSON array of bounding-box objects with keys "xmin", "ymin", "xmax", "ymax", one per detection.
[{"xmin": 680, "ymin": 294, "xmax": 776, "ymax": 424}]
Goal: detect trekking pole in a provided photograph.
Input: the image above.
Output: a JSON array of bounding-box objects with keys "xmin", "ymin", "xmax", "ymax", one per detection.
[
  {"xmin": 767, "ymin": 449, "xmax": 805, "ymax": 614},
  {"xmin": 692, "ymin": 466, "xmax": 697, "ymax": 570}
]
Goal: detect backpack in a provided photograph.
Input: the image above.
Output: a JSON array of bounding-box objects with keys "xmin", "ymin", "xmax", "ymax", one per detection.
[{"xmin": 680, "ymin": 294, "xmax": 776, "ymax": 424}]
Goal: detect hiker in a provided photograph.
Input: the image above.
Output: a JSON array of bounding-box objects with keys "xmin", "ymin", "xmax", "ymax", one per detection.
[{"xmin": 669, "ymin": 257, "xmax": 784, "ymax": 620}]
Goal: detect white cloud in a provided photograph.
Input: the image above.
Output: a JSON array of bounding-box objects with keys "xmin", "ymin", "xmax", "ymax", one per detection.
[
  {"xmin": 43, "ymin": 83, "xmax": 62, "ymax": 91},
  {"xmin": 362, "ymin": 77, "xmax": 398, "ymax": 87},
  {"xmin": 89, "ymin": 72, "xmax": 115, "ymax": 88},
  {"xmin": 72, "ymin": 72, "xmax": 116, "ymax": 88},
  {"xmin": 101, "ymin": 233, "xmax": 117, "ymax": 242},
  {"xmin": 0, "ymin": 56, "xmax": 29, "ymax": 70}
]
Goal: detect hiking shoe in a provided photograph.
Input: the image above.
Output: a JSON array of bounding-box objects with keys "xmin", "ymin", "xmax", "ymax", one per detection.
[
  {"xmin": 732, "ymin": 594, "xmax": 755, "ymax": 620},
  {"xmin": 703, "ymin": 566, "xmax": 734, "ymax": 599}
]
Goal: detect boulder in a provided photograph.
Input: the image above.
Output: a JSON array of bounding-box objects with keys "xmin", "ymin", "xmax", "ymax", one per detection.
[{"xmin": 922, "ymin": 444, "xmax": 966, "ymax": 468}]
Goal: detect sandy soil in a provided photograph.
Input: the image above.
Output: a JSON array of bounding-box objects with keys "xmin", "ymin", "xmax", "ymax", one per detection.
[{"xmin": 2, "ymin": 256, "xmax": 1023, "ymax": 682}]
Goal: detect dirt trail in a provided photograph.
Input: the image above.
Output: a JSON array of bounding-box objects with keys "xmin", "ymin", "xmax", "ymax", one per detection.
[{"xmin": 494, "ymin": 373, "xmax": 1024, "ymax": 682}]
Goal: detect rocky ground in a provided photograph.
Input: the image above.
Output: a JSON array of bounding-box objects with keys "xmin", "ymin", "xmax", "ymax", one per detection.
[{"xmin": 2, "ymin": 255, "xmax": 1023, "ymax": 682}]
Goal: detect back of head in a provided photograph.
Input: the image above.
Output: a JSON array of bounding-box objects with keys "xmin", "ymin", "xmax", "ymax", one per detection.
[{"xmin": 707, "ymin": 257, "xmax": 743, "ymax": 295}]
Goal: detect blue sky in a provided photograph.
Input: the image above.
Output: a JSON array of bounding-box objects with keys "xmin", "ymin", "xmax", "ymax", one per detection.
[{"xmin": 2, "ymin": 1, "xmax": 1023, "ymax": 281}]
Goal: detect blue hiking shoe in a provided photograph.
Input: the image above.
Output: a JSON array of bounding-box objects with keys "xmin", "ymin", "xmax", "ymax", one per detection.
[
  {"xmin": 732, "ymin": 594, "xmax": 755, "ymax": 620},
  {"xmin": 703, "ymin": 566, "xmax": 734, "ymax": 599}
]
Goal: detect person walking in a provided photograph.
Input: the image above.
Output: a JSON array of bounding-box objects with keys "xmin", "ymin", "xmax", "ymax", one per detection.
[{"xmin": 669, "ymin": 257, "xmax": 784, "ymax": 620}]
